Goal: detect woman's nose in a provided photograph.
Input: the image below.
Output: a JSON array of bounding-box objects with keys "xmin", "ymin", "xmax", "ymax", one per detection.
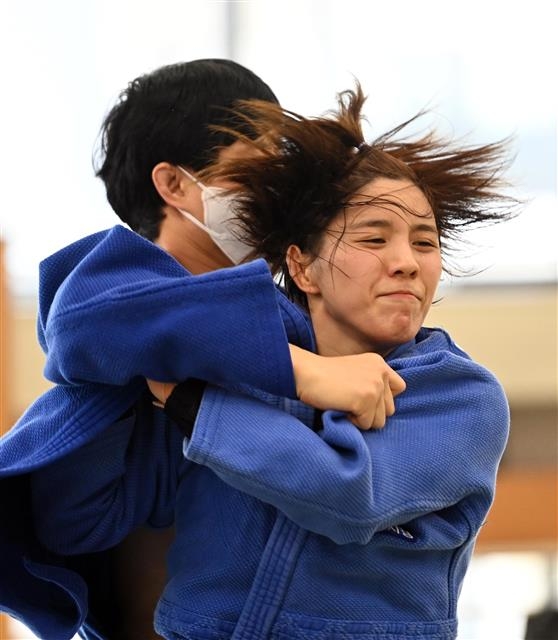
[{"xmin": 387, "ymin": 241, "xmax": 419, "ymax": 276}]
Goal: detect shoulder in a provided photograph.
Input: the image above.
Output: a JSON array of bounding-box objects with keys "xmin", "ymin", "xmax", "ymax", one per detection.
[
  {"xmin": 391, "ymin": 326, "xmax": 494, "ymax": 378},
  {"xmin": 391, "ymin": 327, "xmax": 508, "ymax": 419}
]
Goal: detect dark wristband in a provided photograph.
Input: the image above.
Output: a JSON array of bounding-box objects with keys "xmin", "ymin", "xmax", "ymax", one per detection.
[
  {"xmin": 312, "ymin": 409, "xmax": 324, "ymax": 432},
  {"xmin": 164, "ymin": 378, "xmax": 207, "ymax": 438}
]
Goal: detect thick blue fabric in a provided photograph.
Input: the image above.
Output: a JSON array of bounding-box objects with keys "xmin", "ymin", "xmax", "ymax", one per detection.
[
  {"xmin": 38, "ymin": 225, "xmax": 297, "ymax": 393},
  {"xmin": 0, "ymin": 224, "xmax": 509, "ymax": 639},
  {"xmin": 0, "ymin": 225, "xmax": 309, "ymax": 639},
  {"xmin": 151, "ymin": 328, "xmax": 509, "ymax": 639},
  {"xmin": 186, "ymin": 329, "xmax": 508, "ymax": 545},
  {"xmin": 28, "ymin": 331, "xmax": 508, "ymax": 639}
]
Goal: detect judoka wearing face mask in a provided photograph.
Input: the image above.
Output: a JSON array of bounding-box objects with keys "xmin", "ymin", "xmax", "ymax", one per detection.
[{"xmin": 177, "ymin": 167, "xmax": 252, "ymax": 265}]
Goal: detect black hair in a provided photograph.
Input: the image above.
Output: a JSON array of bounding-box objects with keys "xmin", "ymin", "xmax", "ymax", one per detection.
[
  {"xmin": 201, "ymin": 84, "xmax": 520, "ymax": 307},
  {"xmin": 93, "ymin": 58, "xmax": 278, "ymax": 239}
]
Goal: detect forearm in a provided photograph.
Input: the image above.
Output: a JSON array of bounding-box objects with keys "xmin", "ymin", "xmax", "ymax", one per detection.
[
  {"xmin": 151, "ymin": 343, "xmax": 406, "ymax": 433},
  {"xmin": 181, "ymin": 385, "xmax": 376, "ymax": 544},
  {"xmin": 44, "ymin": 253, "xmax": 297, "ymax": 397},
  {"xmin": 172, "ymin": 347, "xmax": 508, "ymax": 545}
]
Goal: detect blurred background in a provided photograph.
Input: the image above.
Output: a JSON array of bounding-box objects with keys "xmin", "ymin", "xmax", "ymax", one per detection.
[{"xmin": 1, "ymin": 1, "xmax": 556, "ymax": 638}]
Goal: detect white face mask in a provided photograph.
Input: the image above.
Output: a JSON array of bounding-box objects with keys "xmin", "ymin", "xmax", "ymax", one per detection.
[{"xmin": 177, "ymin": 167, "xmax": 252, "ymax": 264}]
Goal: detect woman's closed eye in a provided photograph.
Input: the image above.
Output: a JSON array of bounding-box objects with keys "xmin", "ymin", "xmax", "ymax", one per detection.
[
  {"xmin": 360, "ymin": 237, "xmax": 386, "ymax": 245},
  {"xmin": 413, "ymin": 238, "xmax": 439, "ymax": 249}
]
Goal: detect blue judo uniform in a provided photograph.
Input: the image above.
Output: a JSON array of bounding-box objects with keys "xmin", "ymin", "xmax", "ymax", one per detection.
[
  {"xmin": 0, "ymin": 226, "xmax": 306, "ymax": 638},
  {"xmin": 0, "ymin": 226, "xmax": 510, "ymax": 639}
]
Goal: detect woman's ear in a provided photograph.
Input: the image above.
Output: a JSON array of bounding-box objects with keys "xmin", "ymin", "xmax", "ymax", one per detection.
[
  {"xmin": 152, "ymin": 162, "xmax": 191, "ymax": 207},
  {"xmin": 286, "ymin": 245, "xmax": 320, "ymax": 295}
]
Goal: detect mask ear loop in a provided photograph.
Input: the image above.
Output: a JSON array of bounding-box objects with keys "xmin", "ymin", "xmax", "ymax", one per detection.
[
  {"xmin": 179, "ymin": 165, "xmax": 226, "ymax": 202},
  {"xmin": 177, "ymin": 204, "xmax": 228, "ymax": 240},
  {"xmin": 178, "ymin": 166, "xmax": 202, "ymax": 186},
  {"xmin": 176, "ymin": 167, "xmax": 227, "ymax": 241}
]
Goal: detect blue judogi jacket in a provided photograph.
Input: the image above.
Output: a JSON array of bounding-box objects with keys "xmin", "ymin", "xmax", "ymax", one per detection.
[
  {"xmin": 0, "ymin": 226, "xmax": 309, "ymax": 639},
  {"xmin": 1, "ymin": 225, "xmax": 509, "ymax": 639}
]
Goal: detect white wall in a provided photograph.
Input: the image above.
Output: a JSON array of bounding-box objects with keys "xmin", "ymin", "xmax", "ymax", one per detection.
[{"xmin": 1, "ymin": 0, "xmax": 556, "ymax": 297}]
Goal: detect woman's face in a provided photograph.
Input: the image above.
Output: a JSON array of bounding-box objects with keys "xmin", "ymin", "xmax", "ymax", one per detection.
[{"xmin": 299, "ymin": 177, "xmax": 442, "ymax": 356}]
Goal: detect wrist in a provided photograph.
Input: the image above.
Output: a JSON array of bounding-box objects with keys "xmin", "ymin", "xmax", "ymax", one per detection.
[
  {"xmin": 289, "ymin": 344, "xmax": 318, "ymax": 399},
  {"xmin": 164, "ymin": 378, "xmax": 207, "ymax": 438}
]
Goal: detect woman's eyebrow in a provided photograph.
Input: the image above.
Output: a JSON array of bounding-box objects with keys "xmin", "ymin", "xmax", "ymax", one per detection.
[
  {"xmin": 350, "ymin": 219, "xmax": 438, "ymax": 234},
  {"xmin": 411, "ymin": 222, "xmax": 439, "ymax": 234}
]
